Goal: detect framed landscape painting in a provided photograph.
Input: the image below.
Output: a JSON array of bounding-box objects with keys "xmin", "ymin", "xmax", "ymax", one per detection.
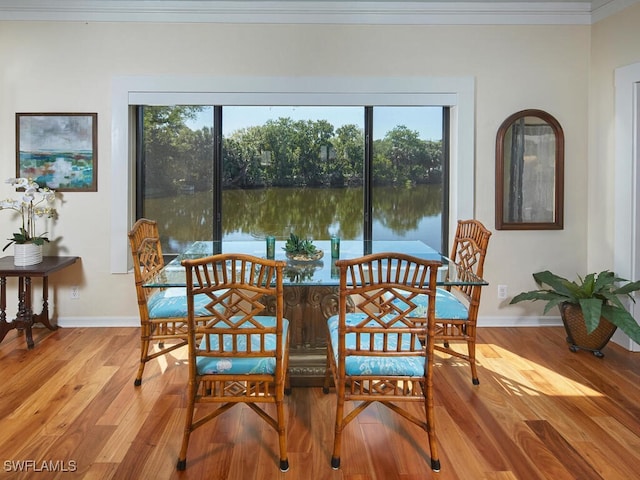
[{"xmin": 16, "ymin": 113, "xmax": 97, "ymax": 192}]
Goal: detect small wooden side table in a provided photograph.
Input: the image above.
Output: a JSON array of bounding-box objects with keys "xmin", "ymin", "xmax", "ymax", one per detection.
[{"xmin": 0, "ymin": 256, "xmax": 79, "ymax": 349}]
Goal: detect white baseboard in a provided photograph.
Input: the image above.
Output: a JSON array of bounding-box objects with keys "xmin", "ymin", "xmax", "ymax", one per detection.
[
  {"xmin": 57, "ymin": 315, "xmax": 561, "ymax": 329},
  {"xmin": 57, "ymin": 316, "xmax": 139, "ymax": 328},
  {"xmin": 477, "ymin": 316, "xmax": 562, "ymax": 328},
  {"xmin": 611, "ymin": 329, "xmax": 640, "ymax": 351}
]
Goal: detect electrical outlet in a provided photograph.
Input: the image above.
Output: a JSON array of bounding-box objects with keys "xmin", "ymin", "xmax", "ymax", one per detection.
[
  {"xmin": 497, "ymin": 284, "xmax": 508, "ymax": 299},
  {"xmin": 71, "ymin": 286, "xmax": 80, "ymax": 299}
]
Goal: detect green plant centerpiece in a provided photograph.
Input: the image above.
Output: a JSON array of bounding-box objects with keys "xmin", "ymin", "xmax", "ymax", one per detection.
[
  {"xmin": 511, "ymin": 270, "xmax": 640, "ymax": 356},
  {"xmin": 283, "ymin": 233, "xmax": 324, "ymax": 263}
]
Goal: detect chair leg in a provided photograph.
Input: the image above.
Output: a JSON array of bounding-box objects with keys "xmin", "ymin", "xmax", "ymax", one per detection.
[
  {"xmin": 330, "ymin": 389, "xmax": 345, "ymax": 469},
  {"xmin": 176, "ymin": 381, "xmax": 198, "ymax": 470},
  {"xmin": 134, "ymin": 335, "xmax": 151, "ymax": 386},
  {"xmin": 176, "ymin": 427, "xmax": 192, "ymax": 471},
  {"xmin": 276, "ymin": 397, "xmax": 289, "ymax": 472},
  {"xmin": 424, "ymin": 388, "xmax": 440, "ymax": 472},
  {"xmin": 468, "ymin": 339, "xmax": 479, "ymax": 385}
]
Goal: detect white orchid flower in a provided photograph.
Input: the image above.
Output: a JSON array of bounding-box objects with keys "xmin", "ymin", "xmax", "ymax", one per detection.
[
  {"xmin": 20, "ymin": 194, "xmax": 35, "ymax": 205},
  {"xmin": 2, "ymin": 177, "xmax": 59, "ymax": 249},
  {"xmin": 11, "ymin": 177, "xmax": 30, "ymax": 189},
  {"xmin": 0, "ymin": 198, "xmax": 20, "ymax": 209}
]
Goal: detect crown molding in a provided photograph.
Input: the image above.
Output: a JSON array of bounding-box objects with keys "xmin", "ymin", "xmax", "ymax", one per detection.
[
  {"xmin": 592, "ymin": 0, "xmax": 639, "ymax": 22},
  {"xmin": 0, "ymin": 0, "xmax": 599, "ymax": 25}
]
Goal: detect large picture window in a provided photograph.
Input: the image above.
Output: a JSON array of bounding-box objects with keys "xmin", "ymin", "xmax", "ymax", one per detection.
[
  {"xmin": 111, "ymin": 76, "xmax": 475, "ymax": 273},
  {"xmin": 136, "ymin": 105, "xmax": 448, "ymax": 255}
]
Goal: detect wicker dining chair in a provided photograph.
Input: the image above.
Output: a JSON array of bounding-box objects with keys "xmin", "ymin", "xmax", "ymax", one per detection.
[
  {"xmin": 177, "ymin": 254, "xmax": 290, "ymax": 472},
  {"xmin": 436, "ymin": 219, "xmax": 491, "ymax": 384},
  {"xmin": 128, "ymin": 218, "xmax": 210, "ymax": 386},
  {"xmin": 323, "ymin": 252, "xmax": 442, "ymax": 472}
]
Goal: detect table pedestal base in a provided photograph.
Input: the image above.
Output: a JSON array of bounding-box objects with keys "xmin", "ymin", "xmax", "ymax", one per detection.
[{"xmin": 265, "ymin": 285, "xmax": 353, "ymax": 386}]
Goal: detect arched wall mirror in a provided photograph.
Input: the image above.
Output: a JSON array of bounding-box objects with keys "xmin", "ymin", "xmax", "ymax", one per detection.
[{"xmin": 495, "ymin": 109, "xmax": 564, "ymax": 230}]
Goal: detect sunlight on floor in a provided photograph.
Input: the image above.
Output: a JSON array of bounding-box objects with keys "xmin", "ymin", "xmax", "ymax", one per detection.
[
  {"xmin": 150, "ymin": 339, "xmax": 605, "ymax": 399},
  {"xmin": 152, "ymin": 343, "xmax": 189, "ymax": 374},
  {"xmin": 475, "ymin": 344, "xmax": 604, "ymax": 398}
]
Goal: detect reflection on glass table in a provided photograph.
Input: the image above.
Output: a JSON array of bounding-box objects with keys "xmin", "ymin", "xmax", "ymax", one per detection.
[{"xmin": 143, "ymin": 240, "xmax": 486, "ymax": 289}]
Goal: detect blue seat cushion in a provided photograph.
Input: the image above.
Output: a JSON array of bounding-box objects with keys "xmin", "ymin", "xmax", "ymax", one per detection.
[
  {"xmin": 327, "ymin": 313, "xmax": 425, "ymax": 376},
  {"xmin": 147, "ymin": 288, "xmax": 212, "ymax": 318},
  {"xmin": 434, "ymin": 288, "xmax": 469, "ymax": 319},
  {"xmin": 196, "ymin": 316, "xmax": 289, "ymax": 375},
  {"xmin": 393, "ymin": 288, "xmax": 469, "ymax": 320}
]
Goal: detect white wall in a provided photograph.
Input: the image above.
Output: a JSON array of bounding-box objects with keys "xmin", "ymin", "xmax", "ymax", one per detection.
[
  {"xmin": 0, "ymin": 19, "xmax": 595, "ymax": 326},
  {"xmin": 590, "ymin": 3, "xmax": 640, "ymax": 270},
  {"xmin": 590, "ymin": 2, "xmax": 640, "ymax": 348}
]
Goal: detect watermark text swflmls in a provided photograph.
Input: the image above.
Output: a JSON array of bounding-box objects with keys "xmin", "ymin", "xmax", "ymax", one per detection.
[{"xmin": 4, "ymin": 460, "xmax": 78, "ymax": 473}]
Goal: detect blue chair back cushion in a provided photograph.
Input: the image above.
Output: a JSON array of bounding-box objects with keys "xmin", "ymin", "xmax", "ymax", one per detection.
[
  {"xmin": 327, "ymin": 313, "xmax": 425, "ymax": 377},
  {"xmin": 196, "ymin": 316, "xmax": 289, "ymax": 375}
]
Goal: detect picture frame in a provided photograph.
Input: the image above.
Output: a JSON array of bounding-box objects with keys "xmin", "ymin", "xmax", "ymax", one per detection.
[
  {"xmin": 16, "ymin": 112, "xmax": 98, "ymax": 192},
  {"xmin": 495, "ymin": 109, "xmax": 564, "ymax": 230}
]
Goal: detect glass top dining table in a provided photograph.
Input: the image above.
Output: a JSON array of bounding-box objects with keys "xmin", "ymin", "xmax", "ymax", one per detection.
[{"xmin": 143, "ymin": 240, "xmax": 487, "ymax": 288}]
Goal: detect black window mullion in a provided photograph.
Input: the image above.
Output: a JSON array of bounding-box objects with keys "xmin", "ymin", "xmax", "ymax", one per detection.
[
  {"xmin": 363, "ymin": 106, "xmax": 373, "ymax": 255},
  {"xmin": 135, "ymin": 106, "xmax": 145, "ymax": 219},
  {"xmin": 213, "ymin": 106, "xmax": 223, "ymax": 253},
  {"xmin": 441, "ymin": 106, "xmax": 451, "ymax": 255}
]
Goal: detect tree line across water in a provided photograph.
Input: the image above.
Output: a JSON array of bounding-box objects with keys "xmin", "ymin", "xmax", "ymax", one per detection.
[{"xmin": 142, "ymin": 106, "xmax": 443, "ymax": 195}]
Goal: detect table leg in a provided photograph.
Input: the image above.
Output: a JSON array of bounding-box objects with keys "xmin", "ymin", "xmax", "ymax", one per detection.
[
  {"xmin": 17, "ymin": 276, "xmax": 35, "ymax": 349},
  {"xmin": 16, "ymin": 277, "xmax": 25, "ymax": 336},
  {"xmin": 32, "ymin": 277, "xmax": 57, "ymax": 331},
  {"xmin": 0, "ymin": 276, "xmax": 11, "ymax": 344}
]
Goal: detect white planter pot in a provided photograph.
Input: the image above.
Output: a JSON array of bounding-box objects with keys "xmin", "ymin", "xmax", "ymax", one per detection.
[{"xmin": 14, "ymin": 243, "xmax": 43, "ymax": 266}]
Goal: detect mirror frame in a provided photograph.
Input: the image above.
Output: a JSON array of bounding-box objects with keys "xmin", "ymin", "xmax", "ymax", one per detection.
[{"xmin": 495, "ymin": 109, "xmax": 564, "ymax": 230}]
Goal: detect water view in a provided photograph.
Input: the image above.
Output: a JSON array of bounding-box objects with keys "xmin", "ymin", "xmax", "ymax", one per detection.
[{"xmin": 146, "ymin": 184, "xmax": 443, "ymax": 255}]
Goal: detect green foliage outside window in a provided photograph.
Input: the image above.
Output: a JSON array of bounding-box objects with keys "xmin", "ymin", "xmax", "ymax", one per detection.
[{"xmin": 141, "ymin": 106, "xmax": 442, "ymax": 194}]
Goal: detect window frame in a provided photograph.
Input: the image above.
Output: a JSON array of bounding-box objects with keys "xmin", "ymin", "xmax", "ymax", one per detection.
[
  {"xmin": 110, "ymin": 76, "xmax": 476, "ymax": 273},
  {"xmin": 135, "ymin": 104, "xmax": 449, "ymax": 255}
]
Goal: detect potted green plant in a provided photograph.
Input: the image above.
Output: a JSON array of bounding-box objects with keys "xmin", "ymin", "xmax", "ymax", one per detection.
[
  {"xmin": 283, "ymin": 233, "xmax": 324, "ymax": 262},
  {"xmin": 510, "ymin": 270, "xmax": 640, "ymax": 357}
]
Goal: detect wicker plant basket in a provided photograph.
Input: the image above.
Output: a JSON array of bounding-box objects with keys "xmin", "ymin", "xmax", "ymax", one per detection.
[{"xmin": 559, "ymin": 302, "xmax": 617, "ymax": 357}]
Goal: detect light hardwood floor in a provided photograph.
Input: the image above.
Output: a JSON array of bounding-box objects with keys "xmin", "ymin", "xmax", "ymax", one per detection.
[{"xmin": 0, "ymin": 325, "xmax": 639, "ymax": 479}]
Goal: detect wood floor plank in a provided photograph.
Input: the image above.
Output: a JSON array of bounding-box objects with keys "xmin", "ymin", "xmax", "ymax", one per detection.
[
  {"xmin": 111, "ymin": 393, "xmax": 183, "ymax": 479},
  {"xmin": 571, "ymin": 438, "xmax": 640, "ymax": 480},
  {"xmin": 1, "ymin": 326, "xmax": 639, "ymax": 479},
  {"xmin": 376, "ymin": 406, "xmax": 433, "ymax": 476},
  {"xmin": 360, "ymin": 420, "xmax": 403, "ymax": 479},
  {"xmin": 515, "ymin": 421, "xmax": 585, "ymax": 480},
  {"xmin": 434, "ymin": 406, "xmax": 488, "ymax": 479},
  {"xmin": 526, "ymin": 419, "xmax": 603, "ymax": 480},
  {"xmin": 136, "ymin": 408, "xmax": 185, "ymax": 480}
]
